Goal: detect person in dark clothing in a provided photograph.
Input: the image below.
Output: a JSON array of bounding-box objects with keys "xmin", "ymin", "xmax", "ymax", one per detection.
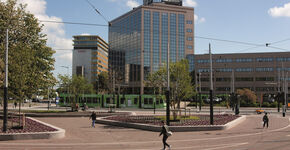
[
  {"xmin": 14, "ymin": 101, "xmax": 17, "ymax": 109},
  {"xmin": 159, "ymin": 121, "xmax": 171, "ymax": 150},
  {"xmin": 89, "ymin": 111, "xmax": 97, "ymax": 128},
  {"xmin": 263, "ymin": 112, "xmax": 269, "ymax": 128}
]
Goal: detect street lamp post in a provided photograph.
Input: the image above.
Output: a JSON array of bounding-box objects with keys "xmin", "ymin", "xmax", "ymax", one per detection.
[{"xmin": 61, "ymin": 66, "xmax": 69, "ymax": 108}]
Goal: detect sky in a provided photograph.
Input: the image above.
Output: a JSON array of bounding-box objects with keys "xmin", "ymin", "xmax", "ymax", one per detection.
[{"xmin": 2, "ymin": 0, "xmax": 290, "ymax": 78}]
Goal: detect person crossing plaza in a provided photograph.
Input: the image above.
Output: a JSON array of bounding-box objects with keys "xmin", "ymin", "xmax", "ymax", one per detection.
[
  {"xmin": 263, "ymin": 112, "xmax": 269, "ymax": 128},
  {"xmin": 89, "ymin": 111, "xmax": 97, "ymax": 128}
]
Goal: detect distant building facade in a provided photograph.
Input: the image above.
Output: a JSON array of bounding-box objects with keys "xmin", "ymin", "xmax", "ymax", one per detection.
[
  {"xmin": 190, "ymin": 52, "xmax": 290, "ymax": 102},
  {"xmin": 109, "ymin": 1, "xmax": 194, "ymax": 94},
  {"xmin": 73, "ymin": 35, "xmax": 108, "ymax": 83}
]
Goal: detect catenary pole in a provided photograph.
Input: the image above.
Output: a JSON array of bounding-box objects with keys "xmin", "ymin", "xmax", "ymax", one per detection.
[
  {"xmin": 3, "ymin": 29, "xmax": 8, "ymax": 132},
  {"xmin": 209, "ymin": 43, "xmax": 214, "ymax": 125},
  {"xmin": 166, "ymin": 43, "xmax": 170, "ymax": 126}
]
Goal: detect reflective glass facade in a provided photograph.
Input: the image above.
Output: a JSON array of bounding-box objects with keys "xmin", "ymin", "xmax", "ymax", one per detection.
[
  {"xmin": 109, "ymin": 10, "xmax": 141, "ymax": 83},
  {"xmin": 109, "ymin": 3, "xmax": 194, "ymax": 94}
]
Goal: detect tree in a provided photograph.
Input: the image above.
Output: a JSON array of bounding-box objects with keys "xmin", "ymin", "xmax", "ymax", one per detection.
[
  {"xmin": 94, "ymin": 72, "xmax": 110, "ymax": 94},
  {"xmin": 237, "ymin": 88, "xmax": 257, "ymax": 105},
  {"xmin": 146, "ymin": 68, "xmax": 167, "ymax": 95},
  {"xmin": 0, "ymin": 0, "xmax": 56, "ymax": 101},
  {"xmin": 170, "ymin": 59, "xmax": 196, "ymax": 110},
  {"xmin": 145, "ymin": 59, "xmax": 196, "ymax": 119},
  {"xmin": 58, "ymin": 75, "xmax": 95, "ymax": 110}
]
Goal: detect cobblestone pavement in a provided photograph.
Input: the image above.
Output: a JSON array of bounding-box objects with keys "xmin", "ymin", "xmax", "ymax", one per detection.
[{"xmin": 0, "ymin": 114, "xmax": 290, "ymax": 150}]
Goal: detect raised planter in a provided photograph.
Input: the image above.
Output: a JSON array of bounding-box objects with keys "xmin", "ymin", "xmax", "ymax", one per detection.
[
  {"xmin": 96, "ymin": 115, "xmax": 246, "ymax": 132},
  {"xmin": 0, "ymin": 117, "xmax": 65, "ymax": 141}
]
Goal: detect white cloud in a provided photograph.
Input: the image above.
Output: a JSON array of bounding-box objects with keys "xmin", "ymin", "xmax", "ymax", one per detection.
[
  {"xmin": 199, "ymin": 17, "xmax": 206, "ymax": 23},
  {"xmin": 57, "ymin": 52, "xmax": 72, "ymax": 62},
  {"xmin": 14, "ymin": 0, "xmax": 73, "ymax": 76},
  {"xmin": 195, "ymin": 14, "xmax": 205, "ymax": 23},
  {"xmin": 183, "ymin": 0, "xmax": 197, "ymax": 7},
  {"xmin": 81, "ymin": 33, "xmax": 91, "ymax": 36},
  {"xmin": 126, "ymin": 0, "xmax": 139, "ymax": 9},
  {"xmin": 268, "ymin": 2, "xmax": 290, "ymax": 17}
]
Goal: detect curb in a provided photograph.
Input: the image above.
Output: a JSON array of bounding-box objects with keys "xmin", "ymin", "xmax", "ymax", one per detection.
[
  {"xmin": 0, "ymin": 117, "xmax": 65, "ymax": 141},
  {"xmin": 96, "ymin": 115, "xmax": 246, "ymax": 132}
]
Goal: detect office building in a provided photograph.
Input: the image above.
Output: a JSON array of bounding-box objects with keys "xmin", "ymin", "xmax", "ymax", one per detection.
[
  {"xmin": 190, "ymin": 52, "xmax": 290, "ymax": 102},
  {"xmin": 73, "ymin": 35, "xmax": 108, "ymax": 83},
  {"xmin": 109, "ymin": 1, "xmax": 194, "ymax": 94}
]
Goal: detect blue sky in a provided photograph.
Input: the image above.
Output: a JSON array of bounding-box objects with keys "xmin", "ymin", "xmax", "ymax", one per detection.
[{"xmin": 3, "ymin": 0, "xmax": 290, "ymax": 78}]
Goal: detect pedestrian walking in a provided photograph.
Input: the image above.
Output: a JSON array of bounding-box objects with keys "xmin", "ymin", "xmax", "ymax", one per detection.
[
  {"xmin": 14, "ymin": 101, "xmax": 17, "ymax": 109},
  {"xmin": 159, "ymin": 121, "xmax": 171, "ymax": 150},
  {"xmin": 89, "ymin": 111, "xmax": 97, "ymax": 128},
  {"xmin": 263, "ymin": 112, "xmax": 269, "ymax": 128}
]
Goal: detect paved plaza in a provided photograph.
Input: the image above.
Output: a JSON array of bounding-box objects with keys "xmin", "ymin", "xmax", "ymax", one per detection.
[{"xmin": 0, "ymin": 112, "xmax": 290, "ymax": 150}]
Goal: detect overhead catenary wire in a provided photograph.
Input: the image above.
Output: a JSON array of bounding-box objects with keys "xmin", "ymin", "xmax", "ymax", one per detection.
[
  {"xmin": 85, "ymin": 0, "xmax": 109, "ymax": 23},
  {"xmin": 39, "ymin": 20, "xmax": 289, "ymax": 52}
]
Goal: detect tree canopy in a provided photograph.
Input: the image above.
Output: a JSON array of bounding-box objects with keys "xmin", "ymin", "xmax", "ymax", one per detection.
[
  {"xmin": 146, "ymin": 59, "xmax": 196, "ymax": 109},
  {"xmin": 237, "ymin": 88, "xmax": 257, "ymax": 104},
  {"xmin": 0, "ymin": 0, "xmax": 56, "ymax": 100}
]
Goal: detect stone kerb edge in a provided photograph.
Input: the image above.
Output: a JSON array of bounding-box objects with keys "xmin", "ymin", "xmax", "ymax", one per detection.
[
  {"xmin": 96, "ymin": 115, "xmax": 245, "ymax": 132},
  {"xmin": 223, "ymin": 115, "xmax": 246, "ymax": 130},
  {"xmin": 0, "ymin": 117, "xmax": 65, "ymax": 141}
]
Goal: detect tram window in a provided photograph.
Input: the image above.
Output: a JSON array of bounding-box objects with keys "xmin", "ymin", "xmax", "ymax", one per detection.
[
  {"xmin": 87, "ymin": 98, "xmax": 92, "ymax": 103},
  {"xmin": 106, "ymin": 98, "xmax": 111, "ymax": 104},
  {"xmin": 144, "ymin": 98, "xmax": 148, "ymax": 104},
  {"xmin": 160, "ymin": 100, "xmax": 163, "ymax": 104},
  {"xmin": 92, "ymin": 98, "xmax": 97, "ymax": 103},
  {"xmin": 134, "ymin": 98, "xmax": 138, "ymax": 104},
  {"xmin": 97, "ymin": 98, "xmax": 100, "ymax": 103},
  {"xmin": 121, "ymin": 98, "xmax": 125, "ymax": 104},
  {"xmin": 149, "ymin": 98, "xmax": 153, "ymax": 104},
  {"xmin": 156, "ymin": 99, "xmax": 159, "ymax": 104}
]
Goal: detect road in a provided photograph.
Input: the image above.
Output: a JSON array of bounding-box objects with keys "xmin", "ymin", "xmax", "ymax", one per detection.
[{"xmin": 0, "ymin": 113, "xmax": 290, "ymax": 150}]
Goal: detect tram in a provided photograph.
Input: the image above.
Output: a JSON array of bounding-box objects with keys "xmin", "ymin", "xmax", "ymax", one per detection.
[{"xmin": 59, "ymin": 94, "xmax": 166, "ymax": 109}]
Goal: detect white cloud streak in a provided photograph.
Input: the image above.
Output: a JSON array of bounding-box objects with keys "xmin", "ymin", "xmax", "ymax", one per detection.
[
  {"xmin": 126, "ymin": 0, "xmax": 139, "ymax": 9},
  {"xmin": 195, "ymin": 14, "xmax": 206, "ymax": 23},
  {"xmin": 183, "ymin": 0, "xmax": 197, "ymax": 7},
  {"xmin": 15, "ymin": 0, "xmax": 73, "ymax": 64},
  {"xmin": 268, "ymin": 2, "xmax": 290, "ymax": 17}
]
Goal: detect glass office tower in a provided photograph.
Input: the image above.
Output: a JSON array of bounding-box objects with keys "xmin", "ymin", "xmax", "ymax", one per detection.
[{"xmin": 109, "ymin": 2, "xmax": 194, "ymax": 94}]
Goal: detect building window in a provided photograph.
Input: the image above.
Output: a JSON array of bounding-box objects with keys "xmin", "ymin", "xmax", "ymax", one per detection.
[
  {"xmin": 256, "ymin": 57, "xmax": 273, "ymax": 62},
  {"xmin": 186, "ymin": 29, "xmax": 192, "ymax": 32},
  {"xmin": 198, "ymin": 68, "xmax": 210, "ymax": 73},
  {"xmin": 256, "ymin": 67, "xmax": 273, "ymax": 72},
  {"xmin": 187, "ymin": 45, "xmax": 193, "ymax": 49},
  {"xmin": 187, "ymin": 37, "xmax": 193, "ymax": 41},
  {"xmin": 256, "ymin": 87, "xmax": 275, "ymax": 91},
  {"xmin": 216, "ymin": 58, "xmax": 232, "ymax": 63},
  {"xmin": 197, "ymin": 59, "xmax": 209, "ymax": 63},
  {"xmin": 186, "ymin": 20, "xmax": 193, "ymax": 24},
  {"xmin": 236, "ymin": 58, "xmax": 253, "ymax": 62},
  {"xmin": 215, "ymin": 68, "xmax": 232, "ymax": 72},
  {"xmin": 216, "ymin": 78, "xmax": 231, "ymax": 82},
  {"xmin": 235, "ymin": 77, "xmax": 254, "ymax": 81},
  {"xmin": 277, "ymin": 57, "xmax": 290, "ymax": 62},
  {"xmin": 236, "ymin": 68, "xmax": 253, "ymax": 72},
  {"xmin": 216, "ymin": 87, "xmax": 230, "ymax": 91},
  {"xmin": 256, "ymin": 77, "xmax": 274, "ymax": 81}
]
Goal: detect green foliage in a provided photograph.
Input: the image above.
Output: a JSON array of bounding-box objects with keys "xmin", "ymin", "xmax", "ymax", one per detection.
[
  {"xmin": 145, "ymin": 59, "xmax": 196, "ymax": 111},
  {"xmin": 169, "ymin": 59, "xmax": 196, "ymax": 109},
  {"xmin": 57, "ymin": 75, "xmax": 95, "ymax": 96},
  {"xmin": 0, "ymin": 0, "xmax": 56, "ymax": 100},
  {"xmin": 95, "ymin": 72, "xmax": 110, "ymax": 94},
  {"xmin": 237, "ymin": 88, "xmax": 257, "ymax": 104}
]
